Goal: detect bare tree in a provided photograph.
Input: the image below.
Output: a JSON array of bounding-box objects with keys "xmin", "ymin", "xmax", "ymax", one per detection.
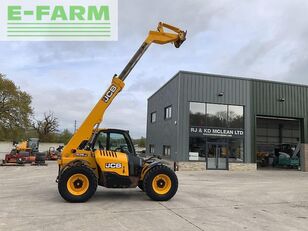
[{"xmin": 33, "ymin": 111, "xmax": 59, "ymax": 141}]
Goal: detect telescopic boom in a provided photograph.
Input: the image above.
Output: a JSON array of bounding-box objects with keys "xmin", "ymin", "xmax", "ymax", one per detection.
[{"xmin": 62, "ymin": 22, "xmax": 187, "ymax": 157}]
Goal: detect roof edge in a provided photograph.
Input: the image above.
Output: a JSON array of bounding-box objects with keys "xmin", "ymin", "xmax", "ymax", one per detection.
[
  {"xmin": 148, "ymin": 70, "xmax": 308, "ymax": 101},
  {"xmin": 178, "ymin": 70, "xmax": 308, "ymax": 88},
  {"xmin": 147, "ymin": 71, "xmax": 181, "ymax": 100}
]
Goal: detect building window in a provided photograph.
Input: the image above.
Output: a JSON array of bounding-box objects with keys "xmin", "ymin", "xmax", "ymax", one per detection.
[
  {"xmin": 164, "ymin": 106, "xmax": 172, "ymax": 119},
  {"xmin": 189, "ymin": 137, "xmax": 206, "ymax": 161},
  {"xmin": 228, "ymin": 138, "xmax": 244, "ymax": 162},
  {"xmin": 228, "ymin": 105, "xmax": 244, "ymax": 128},
  {"xmin": 189, "ymin": 102, "xmax": 245, "ymax": 162},
  {"xmin": 149, "ymin": 144, "xmax": 155, "ymax": 154},
  {"xmin": 189, "ymin": 102, "xmax": 244, "ymax": 129},
  {"xmin": 163, "ymin": 145, "xmax": 171, "ymax": 156},
  {"xmin": 206, "ymin": 103, "xmax": 228, "ymax": 128},
  {"xmin": 150, "ymin": 112, "xmax": 157, "ymax": 123},
  {"xmin": 190, "ymin": 102, "xmax": 206, "ymax": 126}
]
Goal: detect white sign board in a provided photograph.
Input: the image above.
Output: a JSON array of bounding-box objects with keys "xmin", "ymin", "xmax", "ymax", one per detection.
[{"xmin": 0, "ymin": 0, "xmax": 118, "ymax": 41}]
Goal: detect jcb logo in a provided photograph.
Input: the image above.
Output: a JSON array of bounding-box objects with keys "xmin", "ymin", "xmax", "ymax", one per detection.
[
  {"xmin": 105, "ymin": 163, "xmax": 122, "ymax": 169},
  {"xmin": 102, "ymin": 85, "xmax": 117, "ymax": 103}
]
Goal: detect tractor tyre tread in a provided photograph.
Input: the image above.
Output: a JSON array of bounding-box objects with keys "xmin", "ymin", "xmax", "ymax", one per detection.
[
  {"xmin": 143, "ymin": 165, "xmax": 178, "ymax": 201},
  {"xmin": 138, "ymin": 181, "xmax": 144, "ymax": 191},
  {"xmin": 58, "ymin": 165, "xmax": 97, "ymax": 203}
]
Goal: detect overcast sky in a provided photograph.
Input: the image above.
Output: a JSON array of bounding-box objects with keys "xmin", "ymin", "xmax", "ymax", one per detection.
[{"xmin": 0, "ymin": 0, "xmax": 308, "ymax": 138}]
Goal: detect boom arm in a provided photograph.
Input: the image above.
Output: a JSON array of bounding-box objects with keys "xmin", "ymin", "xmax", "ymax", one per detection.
[
  {"xmin": 62, "ymin": 22, "xmax": 186, "ymax": 156},
  {"xmin": 119, "ymin": 22, "xmax": 186, "ymax": 81}
]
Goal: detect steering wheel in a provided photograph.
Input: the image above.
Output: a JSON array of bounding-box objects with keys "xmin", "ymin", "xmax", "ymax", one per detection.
[{"xmin": 114, "ymin": 147, "xmax": 124, "ymax": 153}]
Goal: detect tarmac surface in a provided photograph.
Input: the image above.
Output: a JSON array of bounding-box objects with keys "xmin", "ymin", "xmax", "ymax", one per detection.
[{"xmin": 0, "ymin": 161, "xmax": 308, "ymax": 231}]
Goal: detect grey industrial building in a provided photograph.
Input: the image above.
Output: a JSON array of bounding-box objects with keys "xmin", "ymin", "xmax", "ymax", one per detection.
[{"xmin": 146, "ymin": 71, "xmax": 308, "ymax": 171}]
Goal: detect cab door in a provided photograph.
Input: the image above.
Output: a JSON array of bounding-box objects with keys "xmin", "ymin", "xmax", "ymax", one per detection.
[
  {"xmin": 94, "ymin": 131, "xmax": 130, "ymax": 177},
  {"xmin": 106, "ymin": 131, "xmax": 142, "ymax": 176}
]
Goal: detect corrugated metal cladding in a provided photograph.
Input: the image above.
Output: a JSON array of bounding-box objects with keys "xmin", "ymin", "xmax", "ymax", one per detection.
[
  {"xmin": 146, "ymin": 75, "xmax": 179, "ymax": 160},
  {"xmin": 252, "ymin": 80, "xmax": 308, "ymax": 145},
  {"xmin": 252, "ymin": 80, "xmax": 308, "ymax": 118},
  {"xmin": 146, "ymin": 71, "xmax": 308, "ymax": 163}
]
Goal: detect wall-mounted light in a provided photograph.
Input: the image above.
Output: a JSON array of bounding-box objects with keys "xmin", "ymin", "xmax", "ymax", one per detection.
[
  {"xmin": 279, "ymin": 97, "xmax": 285, "ymax": 102},
  {"xmin": 218, "ymin": 92, "xmax": 224, "ymax": 97}
]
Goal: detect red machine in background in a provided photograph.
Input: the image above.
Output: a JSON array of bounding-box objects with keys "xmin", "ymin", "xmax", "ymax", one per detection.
[
  {"xmin": 2, "ymin": 138, "xmax": 45, "ymax": 166},
  {"xmin": 46, "ymin": 146, "xmax": 63, "ymax": 161}
]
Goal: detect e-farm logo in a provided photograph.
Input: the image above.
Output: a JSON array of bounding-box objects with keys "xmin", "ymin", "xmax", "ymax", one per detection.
[{"xmin": 0, "ymin": 0, "xmax": 118, "ymax": 41}]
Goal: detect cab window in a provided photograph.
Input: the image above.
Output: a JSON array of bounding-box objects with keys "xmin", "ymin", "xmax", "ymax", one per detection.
[
  {"xmin": 109, "ymin": 133, "xmax": 130, "ymax": 153},
  {"xmin": 94, "ymin": 132, "xmax": 107, "ymax": 150}
]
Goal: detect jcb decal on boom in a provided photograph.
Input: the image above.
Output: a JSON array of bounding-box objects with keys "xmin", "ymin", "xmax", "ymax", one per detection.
[
  {"xmin": 105, "ymin": 163, "xmax": 122, "ymax": 169},
  {"xmin": 102, "ymin": 85, "xmax": 117, "ymax": 103}
]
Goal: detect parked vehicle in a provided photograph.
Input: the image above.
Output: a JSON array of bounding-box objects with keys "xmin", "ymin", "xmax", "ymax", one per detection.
[
  {"xmin": 2, "ymin": 138, "xmax": 46, "ymax": 165},
  {"xmin": 272, "ymin": 143, "xmax": 300, "ymax": 169},
  {"xmin": 57, "ymin": 22, "xmax": 186, "ymax": 202}
]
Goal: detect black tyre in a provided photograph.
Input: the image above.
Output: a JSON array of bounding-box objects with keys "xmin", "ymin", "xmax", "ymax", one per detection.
[
  {"xmin": 58, "ymin": 165, "xmax": 97, "ymax": 203},
  {"xmin": 16, "ymin": 158, "xmax": 24, "ymax": 165},
  {"xmin": 138, "ymin": 181, "xmax": 144, "ymax": 191},
  {"xmin": 35, "ymin": 152, "xmax": 46, "ymax": 163},
  {"xmin": 143, "ymin": 165, "xmax": 178, "ymax": 201}
]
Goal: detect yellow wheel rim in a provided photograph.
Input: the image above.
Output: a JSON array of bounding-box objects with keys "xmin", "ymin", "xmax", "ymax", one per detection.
[
  {"xmin": 67, "ymin": 174, "xmax": 89, "ymax": 196},
  {"xmin": 152, "ymin": 174, "xmax": 172, "ymax": 195}
]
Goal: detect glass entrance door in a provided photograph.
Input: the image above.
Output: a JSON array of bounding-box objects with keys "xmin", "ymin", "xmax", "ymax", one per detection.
[{"xmin": 206, "ymin": 143, "xmax": 229, "ymax": 170}]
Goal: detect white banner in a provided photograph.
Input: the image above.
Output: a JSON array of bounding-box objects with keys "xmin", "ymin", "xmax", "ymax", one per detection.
[{"xmin": 0, "ymin": 0, "xmax": 118, "ymax": 41}]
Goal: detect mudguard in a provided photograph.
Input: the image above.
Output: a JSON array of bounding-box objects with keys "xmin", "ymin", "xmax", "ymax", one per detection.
[
  {"xmin": 140, "ymin": 161, "xmax": 163, "ymax": 180},
  {"xmin": 56, "ymin": 160, "xmax": 95, "ymax": 183}
]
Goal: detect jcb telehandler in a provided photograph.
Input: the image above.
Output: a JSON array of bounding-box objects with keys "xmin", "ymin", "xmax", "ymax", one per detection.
[{"xmin": 57, "ymin": 22, "xmax": 186, "ymax": 202}]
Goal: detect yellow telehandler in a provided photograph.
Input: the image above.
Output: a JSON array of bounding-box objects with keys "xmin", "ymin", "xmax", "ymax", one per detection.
[{"xmin": 57, "ymin": 22, "xmax": 186, "ymax": 202}]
